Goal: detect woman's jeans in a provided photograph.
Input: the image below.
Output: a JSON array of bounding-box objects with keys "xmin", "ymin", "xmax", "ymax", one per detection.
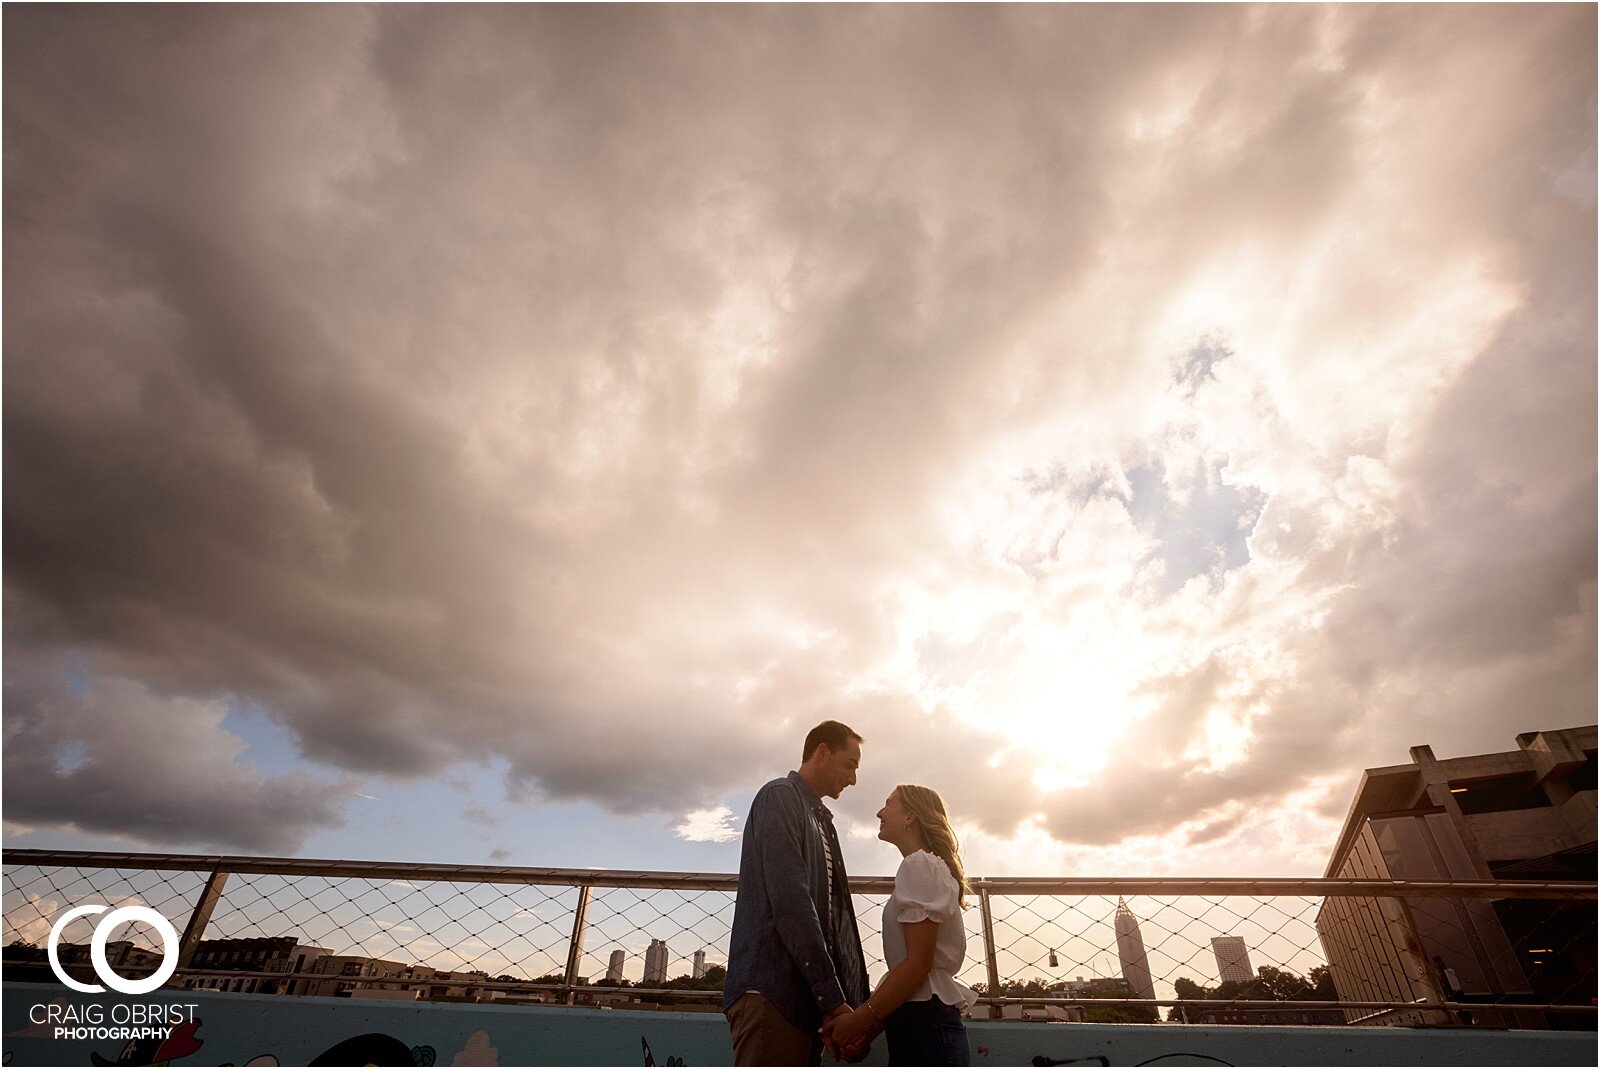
[{"xmin": 884, "ymin": 997, "xmax": 970, "ymax": 1066}]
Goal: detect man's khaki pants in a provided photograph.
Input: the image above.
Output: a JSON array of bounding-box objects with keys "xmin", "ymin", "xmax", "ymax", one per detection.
[{"xmin": 726, "ymin": 992, "xmax": 823, "ymax": 1067}]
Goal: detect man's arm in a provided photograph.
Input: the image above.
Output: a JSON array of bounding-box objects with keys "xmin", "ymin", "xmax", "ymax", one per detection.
[
  {"xmin": 752, "ymin": 782, "xmax": 849, "ymax": 1015},
  {"xmin": 828, "ymin": 919, "xmax": 939, "ymax": 1054}
]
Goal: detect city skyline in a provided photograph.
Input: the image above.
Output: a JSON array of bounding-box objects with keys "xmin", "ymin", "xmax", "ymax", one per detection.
[
  {"xmin": 4, "ymin": 5, "xmax": 1594, "ymax": 883},
  {"xmin": 9, "ymin": 884, "xmax": 1332, "ymax": 1008}
]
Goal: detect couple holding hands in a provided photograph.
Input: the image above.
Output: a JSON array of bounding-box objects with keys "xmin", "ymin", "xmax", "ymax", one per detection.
[{"xmin": 722, "ymin": 721, "xmax": 973, "ymax": 1066}]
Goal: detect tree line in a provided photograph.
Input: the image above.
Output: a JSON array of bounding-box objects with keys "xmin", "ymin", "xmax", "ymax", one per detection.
[
  {"xmin": 970, "ymin": 976, "xmax": 1160, "ymax": 1023},
  {"xmin": 1167, "ymin": 965, "xmax": 1336, "ymax": 1021}
]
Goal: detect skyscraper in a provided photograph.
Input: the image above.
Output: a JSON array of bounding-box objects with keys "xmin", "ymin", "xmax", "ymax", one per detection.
[
  {"xmin": 1114, "ymin": 897, "xmax": 1157, "ymax": 1002},
  {"xmin": 1211, "ymin": 936, "xmax": 1253, "ymax": 985},
  {"xmin": 692, "ymin": 949, "xmax": 707, "ymax": 979},
  {"xmin": 606, "ymin": 949, "xmax": 626, "ymax": 983},
  {"xmin": 644, "ymin": 939, "xmax": 669, "ymax": 984}
]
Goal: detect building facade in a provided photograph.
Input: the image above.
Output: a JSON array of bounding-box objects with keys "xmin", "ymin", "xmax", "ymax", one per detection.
[
  {"xmin": 1211, "ymin": 936, "xmax": 1253, "ymax": 986},
  {"xmin": 293, "ymin": 954, "xmax": 411, "ymax": 999},
  {"xmin": 183, "ymin": 937, "xmax": 328, "ymax": 995},
  {"xmin": 1113, "ymin": 898, "xmax": 1157, "ymax": 1002},
  {"xmin": 692, "ymin": 949, "xmax": 707, "ymax": 980},
  {"xmin": 606, "ymin": 949, "xmax": 626, "ymax": 983},
  {"xmin": 1315, "ymin": 725, "xmax": 1596, "ymax": 1028},
  {"xmin": 643, "ymin": 939, "xmax": 668, "ymax": 984}
]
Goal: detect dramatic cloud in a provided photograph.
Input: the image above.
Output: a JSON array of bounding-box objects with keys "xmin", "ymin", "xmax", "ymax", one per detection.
[
  {"xmin": 4, "ymin": 6, "xmax": 1593, "ymax": 866},
  {"xmin": 3, "ymin": 657, "xmax": 354, "ymax": 852}
]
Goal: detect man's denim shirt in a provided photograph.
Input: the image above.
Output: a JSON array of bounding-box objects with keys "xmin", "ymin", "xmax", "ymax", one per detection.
[{"xmin": 722, "ymin": 771, "xmax": 869, "ymax": 1032}]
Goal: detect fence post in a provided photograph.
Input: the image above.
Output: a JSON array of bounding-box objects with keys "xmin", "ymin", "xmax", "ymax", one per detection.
[
  {"xmin": 176, "ymin": 868, "xmax": 229, "ymax": 974},
  {"xmin": 563, "ymin": 884, "xmax": 593, "ymax": 1006},
  {"xmin": 978, "ymin": 884, "xmax": 1001, "ymax": 1019}
]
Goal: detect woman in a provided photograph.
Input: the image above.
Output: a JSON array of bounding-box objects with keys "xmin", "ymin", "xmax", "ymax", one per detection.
[{"xmin": 826, "ymin": 784, "xmax": 973, "ymax": 1066}]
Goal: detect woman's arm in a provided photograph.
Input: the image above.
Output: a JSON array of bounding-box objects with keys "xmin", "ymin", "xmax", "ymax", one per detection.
[
  {"xmin": 867, "ymin": 919, "xmax": 939, "ymax": 1018},
  {"xmin": 824, "ymin": 920, "xmax": 938, "ymax": 1055}
]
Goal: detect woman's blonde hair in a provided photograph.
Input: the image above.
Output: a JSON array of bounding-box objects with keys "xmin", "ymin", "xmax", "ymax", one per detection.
[{"xmin": 896, "ymin": 783, "xmax": 970, "ymax": 908}]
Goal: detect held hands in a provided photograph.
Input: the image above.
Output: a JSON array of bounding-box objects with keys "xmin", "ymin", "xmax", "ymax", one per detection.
[
  {"xmin": 820, "ymin": 1002, "xmax": 880, "ymax": 1063},
  {"xmin": 820, "ymin": 1004, "xmax": 852, "ymax": 1061}
]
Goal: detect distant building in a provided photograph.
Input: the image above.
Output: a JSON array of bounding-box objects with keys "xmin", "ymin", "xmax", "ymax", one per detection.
[
  {"xmin": 607, "ymin": 949, "xmax": 626, "ymax": 983},
  {"xmin": 1315, "ymin": 726, "xmax": 1596, "ymax": 1029},
  {"xmin": 258, "ymin": 946, "xmax": 331, "ymax": 995},
  {"xmin": 644, "ymin": 939, "xmax": 669, "ymax": 984},
  {"xmin": 998, "ymin": 1003, "xmax": 1081, "ymax": 1022},
  {"xmin": 1211, "ymin": 936, "xmax": 1253, "ymax": 986},
  {"xmin": 1045, "ymin": 975, "xmax": 1149, "ymax": 1022},
  {"xmin": 692, "ymin": 949, "xmax": 707, "ymax": 980},
  {"xmin": 295, "ymin": 954, "xmax": 410, "ymax": 999},
  {"xmin": 1113, "ymin": 898, "xmax": 1157, "ymax": 1002},
  {"xmin": 1052, "ymin": 975, "xmax": 1097, "ymax": 998},
  {"xmin": 183, "ymin": 937, "xmax": 327, "ymax": 996},
  {"xmin": 405, "ymin": 968, "xmax": 489, "ymax": 1001}
]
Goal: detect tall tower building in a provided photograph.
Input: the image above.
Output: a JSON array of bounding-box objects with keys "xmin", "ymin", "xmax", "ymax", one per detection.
[
  {"xmin": 1211, "ymin": 936, "xmax": 1253, "ymax": 985},
  {"xmin": 606, "ymin": 949, "xmax": 626, "ymax": 983},
  {"xmin": 644, "ymin": 939, "xmax": 669, "ymax": 984},
  {"xmin": 1113, "ymin": 897, "xmax": 1157, "ymax": 1002},
  {"xmin": 692, "ymin": 949, "xmax": 707, "ymax": 979}
]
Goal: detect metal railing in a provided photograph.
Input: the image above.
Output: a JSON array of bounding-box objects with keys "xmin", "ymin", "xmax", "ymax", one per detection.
[{"xmin": 3, "ymin": 849, "xmax": 1593, "ymax": 1026}]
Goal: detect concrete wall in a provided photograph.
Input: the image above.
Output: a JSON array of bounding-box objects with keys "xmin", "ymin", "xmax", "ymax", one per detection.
[
  {"xmin": 4, "ymin": 983, "xmax": 1594, "ymax": 1067},
  {"xmin": 1465, "ymin": 806, "xmax": 1587, "ymax": 860},
  {"xmin": 1559, "ymin": 790, "xmax": 1596, "ymax": 838}
]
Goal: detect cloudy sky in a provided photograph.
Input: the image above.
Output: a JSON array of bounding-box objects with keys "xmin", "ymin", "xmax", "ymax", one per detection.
[{"xmin": 5, "ymin": 5, "xmax": 1594, "ymax": 881}]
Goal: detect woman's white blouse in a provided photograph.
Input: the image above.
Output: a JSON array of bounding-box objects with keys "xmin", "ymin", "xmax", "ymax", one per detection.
[{"xmin": 880, "ymin": 850, "xmax": 975, "ymax": 1010}]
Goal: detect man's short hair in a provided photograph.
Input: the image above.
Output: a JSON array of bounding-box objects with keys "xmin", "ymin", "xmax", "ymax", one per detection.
[{"xmin": 802, "ymin": 720, "xmax": 864, "ymax": 762}]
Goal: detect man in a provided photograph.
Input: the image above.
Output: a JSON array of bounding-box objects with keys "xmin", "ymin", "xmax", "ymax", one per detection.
[{"xmin": 723, "ymin": 721, "xmax": 871, "ymax": 1066}]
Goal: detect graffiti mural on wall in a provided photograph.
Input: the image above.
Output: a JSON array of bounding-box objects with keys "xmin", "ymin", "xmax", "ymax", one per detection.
[
  {"xmin": 74, "ymin": 1024, "xmax": 681, "ymax": 1068},
  {"xmin": 450, "ymin": 1030, "xmax": 499, "ymax": 1066},
  {"xmin": 88, "ymin": 1019, "xmax": 203, "ymax": 1067},
  {"xmin": 305, "ymin": 1033, "xmax": 436, "ymax": 1066},
  {"xmin": 79, "ymin": 1019, "xmax": 439, "ymax": 1069},
  {"xmin": 235, "ymin": 1033, "xmax": 437, "ymax": 1067},
  {"xmin": 642, "ymin": 1035, "xmax": 686, "ymax": 1066}
]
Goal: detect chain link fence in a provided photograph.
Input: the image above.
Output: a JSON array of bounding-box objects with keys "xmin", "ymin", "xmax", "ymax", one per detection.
[{"xmin": 4, "ymin": 851, "xmax": 1592, "ymax": 1026}]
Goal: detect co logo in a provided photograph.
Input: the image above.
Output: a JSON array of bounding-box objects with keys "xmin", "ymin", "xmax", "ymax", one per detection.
[{"xmin": 48, "ymin": 905, "xmax": 179, "ymax": 995}]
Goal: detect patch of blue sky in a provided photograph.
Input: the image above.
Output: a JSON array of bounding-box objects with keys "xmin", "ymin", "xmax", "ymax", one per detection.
[
  {"xmin": 54, "ymin": 739, "xmax": 90, "ymax": 773},
  {"xmin": 1125, "ymin": 457, "xmax": 1267, "ymax": 599},
  {"xmin": 62, "ymin": 653, "xmax": 94, "ymax": 697},
  {"xmin": 293, "ymin": 756, "xmax": 754, "ymax": 875},
  {"xmin": 219, "ymin": 698, "xmax": 309, "ymax": 778}
]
